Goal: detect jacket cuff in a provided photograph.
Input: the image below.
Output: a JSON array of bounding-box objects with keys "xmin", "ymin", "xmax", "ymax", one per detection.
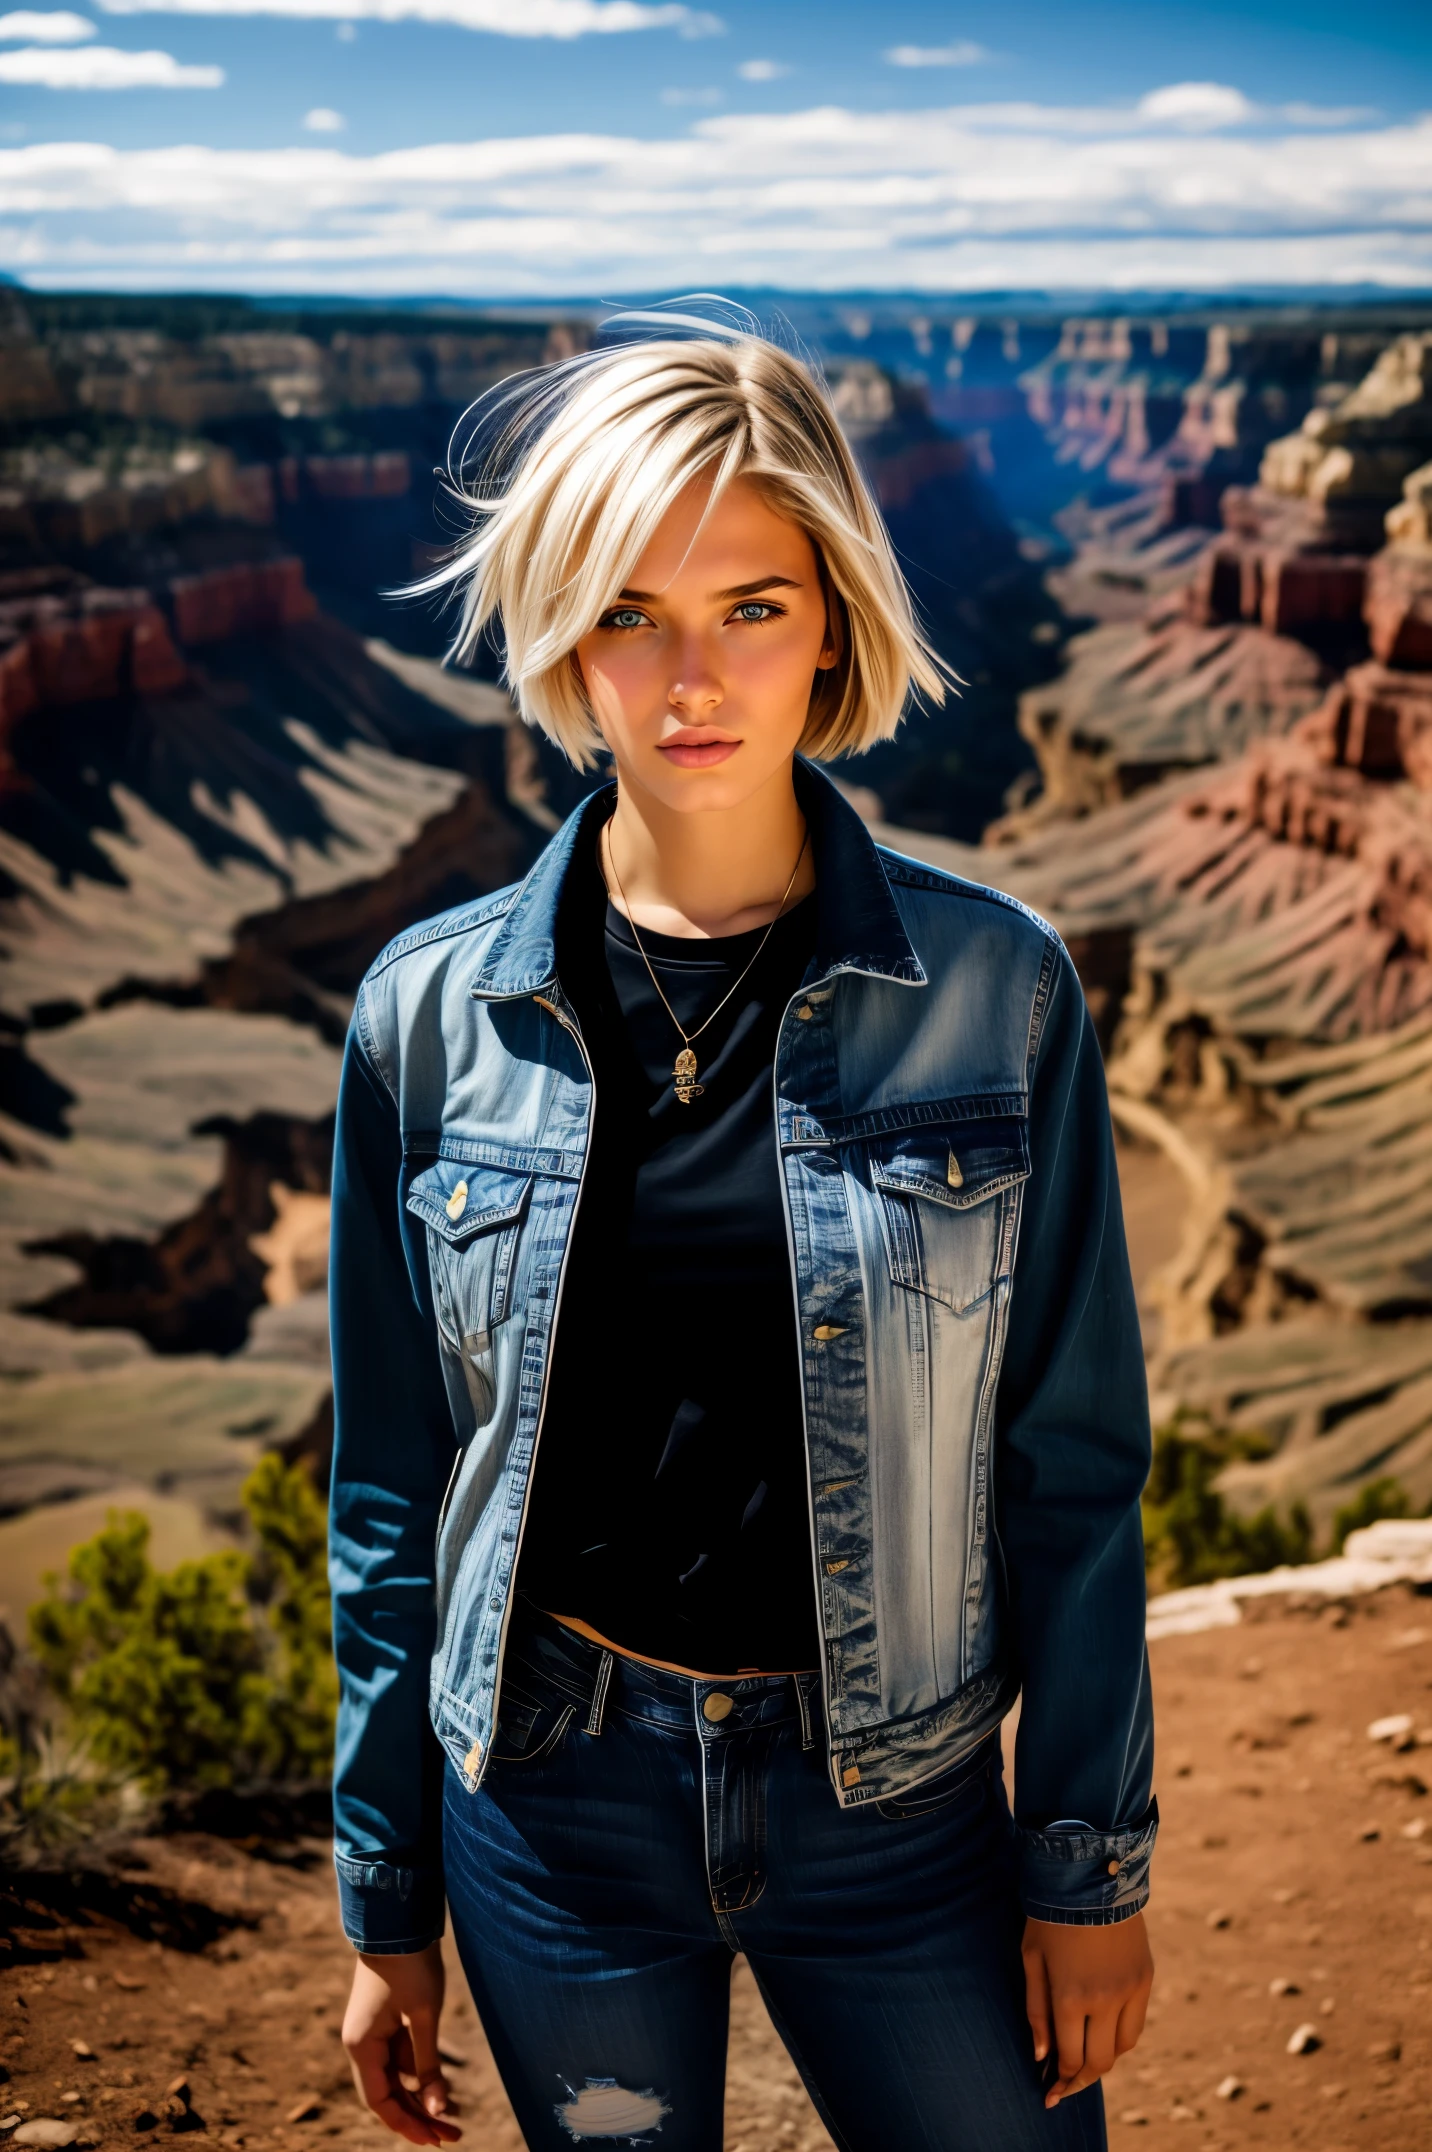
[
  {"xmin": 335, "ymin": 1852, "xmax": 446, "ymax": 1954},
  {"xmin": 1017, "ymin": 1798, "xmax": 1158, "ymax": 1927}
]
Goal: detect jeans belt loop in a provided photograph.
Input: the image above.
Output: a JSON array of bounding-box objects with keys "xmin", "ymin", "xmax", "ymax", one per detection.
[
  {"xmin": 585, "ymin": 1648, "xmax": 615, "ymax": 1737},
  {"xmin": 795, "ymin": 1674, "xmax": 815, "ymax": 1752}
]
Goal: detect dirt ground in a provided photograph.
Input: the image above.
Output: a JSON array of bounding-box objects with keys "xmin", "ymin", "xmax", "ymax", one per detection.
[{"xmin": 4, "ymin": 1583, "xmax": 1432, "ymax": 2150}]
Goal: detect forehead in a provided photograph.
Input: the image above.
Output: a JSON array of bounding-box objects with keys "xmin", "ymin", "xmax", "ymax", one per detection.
[{"xmin": 623, "ymin": 474, "xmax": 818, "ymax": 591}]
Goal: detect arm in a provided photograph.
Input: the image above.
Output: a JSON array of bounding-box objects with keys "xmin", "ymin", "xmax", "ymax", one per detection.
[
  {"xmin": 995, "ymin": 942, "xmax": 1157, "ymax": 2101},
  {"xmin": 329, "ymin": 1007, "xmax": 456, "ymax": 1956}
]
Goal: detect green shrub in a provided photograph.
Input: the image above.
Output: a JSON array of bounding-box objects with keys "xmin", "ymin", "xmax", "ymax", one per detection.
[
  {"xmin": 1143, "ymin": 1411, "xmax": 1314, "ymax": 1589},
  {"xmin": 1329, "ymin": 1475, "xmax": 1413, "ymax": 1554},
  {"xmin": 28, "ymin": 1456, "xmax": 335, "ymax": 1791}
]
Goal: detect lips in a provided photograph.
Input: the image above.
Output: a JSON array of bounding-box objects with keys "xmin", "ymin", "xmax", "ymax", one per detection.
[{"xmin": 656, "ymin": 736, "xmax": 741, "ymax": 769}]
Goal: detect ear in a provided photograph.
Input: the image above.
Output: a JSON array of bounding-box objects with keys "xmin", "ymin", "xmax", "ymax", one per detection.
[{"xmin": 816, "ymin": 584, "xmax": 846, "ymax": 672}]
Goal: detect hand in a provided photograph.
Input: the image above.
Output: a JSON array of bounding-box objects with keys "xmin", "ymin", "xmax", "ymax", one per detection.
[
  {"xmin": 1022, "ymin": 1911, "xmax": 1154, "ymax": 2109},
  {"xmin": 342, "ymin": 1942, "xmax": 463, "ymax": 2146}
]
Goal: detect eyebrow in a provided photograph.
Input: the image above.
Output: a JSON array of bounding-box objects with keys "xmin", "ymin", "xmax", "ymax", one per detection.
[{"xmin": 615, "ymin": 575, "xmax": 804, "ymax": 603}]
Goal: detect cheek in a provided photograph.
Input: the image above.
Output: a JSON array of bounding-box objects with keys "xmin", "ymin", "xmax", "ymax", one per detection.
[
  {"xmin": 735, "ymin": 624, "xmax": 828, "ymax": 718},
  {"xmin": 576, "ymin": 643, "xmax": 659, "ymax": 733}
]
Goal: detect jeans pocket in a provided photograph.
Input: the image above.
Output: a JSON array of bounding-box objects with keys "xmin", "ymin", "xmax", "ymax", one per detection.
[
  {"xmin": 874, "ymin": 1754, "xmax": 992, "ymax": 1822},
  {"xmin": 488, "ymin": 1695, "xmax": 576, "ymax": 1767}
]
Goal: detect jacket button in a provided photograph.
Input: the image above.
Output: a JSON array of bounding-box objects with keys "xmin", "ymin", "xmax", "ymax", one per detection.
[
  {"xmin": 462, "ymin": 1740, "xmax": 483, "ymax": 1779},
  {"xmin": 796, "ymin": 1004, "xmax": 814, "ymax": 1021},
  {"xmin": 1107, "ymin": 1858, "xmax": 1122, "ymax": 1877},
  {"xmin": 813, "ymin": 1324, "xmax": 846, "ymax": 1341},
  {"xmin": 842, "ymin": 1764, "xmax": 861, "ymax": 1788},
  {"xmin": 446, "ymin": 1180, "xmax": 469, "ymax": 1222},
  {"xmin": 702, "ymin": 1693, "xmax": 734, "ymax": 1723}
]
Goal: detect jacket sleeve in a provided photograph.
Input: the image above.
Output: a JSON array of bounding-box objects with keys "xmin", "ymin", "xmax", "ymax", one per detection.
[
  {"xmin": 328, "ymin": 999, "xmax": 456, "ymax": 1953},
  {"xmin": 994, "ymin": 939, "xmax": 1157, "ymax": 1927}
]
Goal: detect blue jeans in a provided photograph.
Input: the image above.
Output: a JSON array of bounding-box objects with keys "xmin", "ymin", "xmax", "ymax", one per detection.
[{"xmin": 442, "ymin": 1611, "xmax": 1106, "ymax": 2151}]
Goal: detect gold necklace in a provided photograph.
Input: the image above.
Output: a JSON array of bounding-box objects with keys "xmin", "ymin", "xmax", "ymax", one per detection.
[{"xmin": 601, "ymin": 819, "xmax": 810, "ymax": 1105}]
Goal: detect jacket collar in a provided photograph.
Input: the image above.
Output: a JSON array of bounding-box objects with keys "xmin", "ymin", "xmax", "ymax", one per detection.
[{"xmin": 469, "ymin": 755, "xmax": 926, "ymax": 1000}]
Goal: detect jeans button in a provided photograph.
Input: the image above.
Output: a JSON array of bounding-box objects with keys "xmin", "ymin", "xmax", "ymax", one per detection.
[{"xmin": 702, "ymin": 1692, "xmax": 734, "ymax": 1723}]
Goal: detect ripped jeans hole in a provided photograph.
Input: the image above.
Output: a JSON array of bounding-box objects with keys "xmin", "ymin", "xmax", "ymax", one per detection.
[{"xmin": 555, "ymin": 2076, "xmax": 671, "ymax": 2142}]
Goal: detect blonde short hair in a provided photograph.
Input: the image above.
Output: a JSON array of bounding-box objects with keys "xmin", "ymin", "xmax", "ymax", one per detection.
[{"xmin": 416, "ymin": 327, "xmax": 948, "ymax": 769}]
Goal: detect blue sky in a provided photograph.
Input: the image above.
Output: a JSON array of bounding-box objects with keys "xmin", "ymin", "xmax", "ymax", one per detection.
[{"xmin": 0, "ymin": 0, "xmax": 1429, "ymax": 293}]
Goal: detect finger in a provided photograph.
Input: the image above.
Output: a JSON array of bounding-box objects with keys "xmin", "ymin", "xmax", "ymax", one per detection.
[
  {"xmin": 1022, "ymin": 1942, "xmax": 1053, "ymax": 2065},
  {"xmin": 1046, "ymin": 2003, "xmax": 1088, "ymax": 2109},
  {"xmin": 348, "ymin": 2037, "xmax": 403, "ymax": 2121},
  {"xmin": 1060, "ymin": 2005, "xmax": 1118, "ymax": 2099},
  {"xmin": 1115, "ymin": 1984, "xmax": 1150, "ymax": 2056},
  {"xmin": 403, "ymin": 2007, "xmax": 452, "ymax": 2116},
  {"xmin": 370, "ymin": 2089, "xmax": 462, "ymax": 2147}
]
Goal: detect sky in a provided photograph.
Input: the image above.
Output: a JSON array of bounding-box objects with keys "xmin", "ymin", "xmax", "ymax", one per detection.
[{"xmin": 0, "ymin": 0, "xmax": 1429, "ymax": 296}]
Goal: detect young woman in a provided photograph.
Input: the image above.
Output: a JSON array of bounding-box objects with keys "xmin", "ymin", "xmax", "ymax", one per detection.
[{"xmin": 330, "ymin": 327, "xmax": 1156, "ymax": 2152}]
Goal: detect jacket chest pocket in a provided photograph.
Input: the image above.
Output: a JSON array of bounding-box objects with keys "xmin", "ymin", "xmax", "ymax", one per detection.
[
  {"xmin": 406, "ymin": 1159, "xmax": 533, "ymax": 1418},
  {"xmin": 867, "ymin": 1117, "xmax": 1029, "ymax": 1315}
]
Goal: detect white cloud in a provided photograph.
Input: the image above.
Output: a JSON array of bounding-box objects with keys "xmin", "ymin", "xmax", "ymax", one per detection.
[
  {"xmin": 0, "ymin": 39, "xmax": 221, "ymax": 80},
  {"xmin": 660, "ymin": 83, "xmax": 718, "ymax": 105},
  {"xmin": 1281, "ymin": 101, "xmax": 1380, "ymax": 127},
  {"xmin": 737, "ymin": 56, "xmax": 786, "ymax": 81},
  {"xmin": 1137, "ymin": 81, "xmax": 1255, "ymax": 128},
  {"xmin": 2, "ymin": 95, "xmax": 1429, "ymax": 293},
  {"xmin": 885, "ymin": 42, "xmax": 992, "ymax": 68},
  {"xmin": 0, "ymin": 10, "xmax": 95, "ymax": 37},
  {"xmin": 303, "ymin": 104, "xmax": 343, "ymax": 128},
  {"xmin": 93, "ymin": 0, "xmax": 725, "ymax": 34}
]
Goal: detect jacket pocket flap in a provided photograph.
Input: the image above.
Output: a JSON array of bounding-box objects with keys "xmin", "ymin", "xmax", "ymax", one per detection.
[
  {"xmin": 406, "ymin": 1159, "xmax": 533, "ymax": 1244},
  {"xmin": 870, "ymin": 1118, "xmax": 1029, "ymax": 1212}
]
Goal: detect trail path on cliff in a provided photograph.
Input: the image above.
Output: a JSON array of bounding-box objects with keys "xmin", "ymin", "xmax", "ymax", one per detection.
[{"xmin": 4, "ymin": 1588, "xmax": 1431, "ymax": 2152}]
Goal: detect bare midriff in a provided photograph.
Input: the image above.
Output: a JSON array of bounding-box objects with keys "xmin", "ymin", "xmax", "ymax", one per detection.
[{"xmin": 544, "ymin": 1609, "xmax": 816, "ymax": 1681}]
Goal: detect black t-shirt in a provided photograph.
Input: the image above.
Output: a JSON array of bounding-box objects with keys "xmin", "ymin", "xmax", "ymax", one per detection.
[{"xmin": 515, "ymin": 820, "xmax": 822, "ymax": 1674}]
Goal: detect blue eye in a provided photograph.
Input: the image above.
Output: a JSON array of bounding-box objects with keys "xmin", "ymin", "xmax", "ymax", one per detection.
[
  {"xmin": 603, "ymin": 608, "xmax": 649, "ymax": 631},
  {"xmin": 734, "ymin": 602, "xmax": 777, "ymax": 623}
]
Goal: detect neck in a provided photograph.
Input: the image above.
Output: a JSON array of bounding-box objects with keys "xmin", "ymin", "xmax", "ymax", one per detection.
[{"xmin": 604, "ymin": 758, "xmax": 814, "ymax": 939}]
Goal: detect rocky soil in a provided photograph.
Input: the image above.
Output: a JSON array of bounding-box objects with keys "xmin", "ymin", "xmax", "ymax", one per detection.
[{"xmin": 3, "ymin": 1585, "xmax": 1431, "ymax": 2152}]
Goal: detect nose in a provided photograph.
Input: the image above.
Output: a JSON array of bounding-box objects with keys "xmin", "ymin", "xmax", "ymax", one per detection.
[{"xmin": 667, "ymin": 638, "xmax": 723, "ymax": 719}]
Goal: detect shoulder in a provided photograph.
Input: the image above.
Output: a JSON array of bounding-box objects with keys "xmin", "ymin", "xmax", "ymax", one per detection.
[
  {"xmin": 362, "ymin": 880, "xmax": 523, "ymax": 987},
  {"xmin": 876, "ymin": 841, "xmax": 1063, "ymax": 958},
  {"xmin": 351, "ymin": 881, "xmax": 523, "ymax": 1091}
]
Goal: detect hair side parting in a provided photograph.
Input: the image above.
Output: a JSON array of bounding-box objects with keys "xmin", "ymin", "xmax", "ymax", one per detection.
[{"xmin": 409, "ymin": 315, "xmax": 953, "ymax": 770}]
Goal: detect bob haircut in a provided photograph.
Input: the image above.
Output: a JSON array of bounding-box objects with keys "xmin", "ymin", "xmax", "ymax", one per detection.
[{"xmin": 415, "ymin": 324, "xmax": 948, "ymax": 770}]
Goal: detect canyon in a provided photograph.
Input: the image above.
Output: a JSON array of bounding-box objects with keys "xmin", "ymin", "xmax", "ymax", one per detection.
[{"xmin": 2, "ymin": 290, "xmax": 1432, "ymax": 1601}]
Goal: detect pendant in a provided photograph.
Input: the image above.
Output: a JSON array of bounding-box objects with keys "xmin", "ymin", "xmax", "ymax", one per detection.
[{"xmin": 673, "ymin": 1046, "xmax": 704, "ymax": 1105}]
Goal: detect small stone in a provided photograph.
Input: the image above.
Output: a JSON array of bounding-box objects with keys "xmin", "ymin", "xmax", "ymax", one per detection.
[
  {"xmin": 1118, "ymin": 2115, "xmax": 1148, "ymax": 2129},
  {"xmin": 1320, "ymin": 1996, "xmax": 1336, "ymax": 2015},
  {"xmin": 1169, "ymin": 2104, "xmax": 1197, "ymax": 2121},
  {"xmin": 67, "ymin": 2049, "xmax": 92, "ymax": 2065},
  {"xmin": 1286, "ymin": 2024, "xmax": 1321, "ymax": 2055},
  {"xmin": 1318, "ymin": 2083, "xmax": 1348, "ymax": 2100},
  {"xmin": 1368, "ymin": 1713, "xmax": 1415, "ymax": 1746},
  {"xmin": 13, "ymin": 2126, "xmax": 80, "ymax": 2149},
  {"xmin": 1358, "ymin": 1823, "xmax": 1381, "ymax": 1841},
  {"xmin": 1215, "ymin": 2076, "xmax": 1243, "ymax": 2100},
  {"xmin": 1206, "ymin": 1908, "xmax": 1232, "ymax": 1928},
  {"xmin": 1369, "ymin": 2037, "xmax": 1402, "ymax": 2060},
  {"xmin": 2, "ymin": 2121, "xmax": 23, "ymax": 2136},
  {"xmin": 112, "ymin": 1978, "xmax": 145, "ymax": 1994},
  {"xmin": 283, "ymin": 2100, "xmax": 322, "ymax": 2126},
  {"xmin": 163, "ymin": 2082, "xmax": 188, "ymax": 2106},
  {"xmin": 1403, "ymin": 1818, "xmax": 1428, "ymax": 1839}
]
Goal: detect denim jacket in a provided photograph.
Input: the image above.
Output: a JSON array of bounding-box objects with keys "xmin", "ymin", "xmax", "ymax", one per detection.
[{"xmin": 329, "ymin": 763, "xmax": 1157, "ymax": 1952}]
